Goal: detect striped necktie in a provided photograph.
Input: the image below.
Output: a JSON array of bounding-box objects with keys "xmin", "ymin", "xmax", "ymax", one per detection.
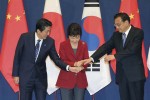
[{"xmin": 35, "ymin": 40, "xmax": 41, "ymax": 61}]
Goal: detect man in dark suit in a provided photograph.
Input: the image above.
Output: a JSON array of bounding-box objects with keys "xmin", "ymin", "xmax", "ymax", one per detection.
[
  {"xmin": 12, "ymin": 18, "xmax": 82, "ymax": 100},
  {"xmin": 84, "ymin": 13, "xmax": 146, "ymax": 100}
]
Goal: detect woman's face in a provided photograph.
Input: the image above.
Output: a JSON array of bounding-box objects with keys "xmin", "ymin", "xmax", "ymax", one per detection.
[{"xmin": 69, "ymin": 35, "xmax": 80, "ymax": 44}]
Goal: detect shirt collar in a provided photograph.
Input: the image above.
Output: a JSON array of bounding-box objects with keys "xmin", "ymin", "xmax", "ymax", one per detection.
[
  {"xmin": 124, "ymin": 25, "xmax": 131, "ymax": 37},
  {"xmin": 35, "ymin": 32, "xmax": 43, "ymax": 41}
]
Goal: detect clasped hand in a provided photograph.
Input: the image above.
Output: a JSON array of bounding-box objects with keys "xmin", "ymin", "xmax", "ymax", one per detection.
[{"xmin": 69, "ymin": 60, "xmax": 85, "ymax": 73}]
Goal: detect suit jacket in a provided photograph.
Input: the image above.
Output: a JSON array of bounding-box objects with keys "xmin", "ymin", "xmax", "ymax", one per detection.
[
  {"xmin": 56, "ymin": 40, "xmax": 89, "ymax": 88},
  {"xmin": 12, "ymin": 32, "xmax": 67, "ymax": 88},
  {"xmin": 91, "ymin": 26, "xmax": 145, "ymax": 83}
]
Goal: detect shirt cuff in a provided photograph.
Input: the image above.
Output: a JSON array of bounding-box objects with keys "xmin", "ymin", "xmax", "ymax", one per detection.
[
  {"xmin": 66, "ymin": 65, "xmax": 70, "ymax": 71},
  {"xmin": 90, "ymin": 57, "xmax": 94, "ymax": 63}
]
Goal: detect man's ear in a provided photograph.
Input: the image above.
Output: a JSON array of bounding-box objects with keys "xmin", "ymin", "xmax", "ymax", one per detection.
[
  {"xmin": 37, "ymin": 29, "xmax": 40, "ymax": 34},
  {"xmin": 125, "ymin": 20, "xmax": 129, "ymax": 25}
]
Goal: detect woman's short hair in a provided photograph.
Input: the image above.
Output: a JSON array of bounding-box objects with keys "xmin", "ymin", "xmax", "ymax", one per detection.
[{"xmin": 67, "ymin": 23, "xmax": 82, "ymax": 37}]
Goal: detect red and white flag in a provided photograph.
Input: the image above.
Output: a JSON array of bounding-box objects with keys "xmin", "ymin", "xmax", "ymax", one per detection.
[
  {"xmin": 1, "ymin": 0, "xmax": 28, "ymax": 92},
  {"xmin": 81, "ymin": 0, "xmax": 111, "ymax": 95},
  {"xmin": 43, "ymin": 0, "xmax": 66, "ymax": 95},
  {"xmin": 111, "ymin": 0, "xmax": 148, "ymax": 77}
]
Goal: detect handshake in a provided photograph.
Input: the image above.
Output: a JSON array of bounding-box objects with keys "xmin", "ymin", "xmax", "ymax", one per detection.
[
  {"xmin": 68, "ymin": 58, "xmax": 93, "ymax": 73},
  {"xmin": 69, "ymin": 55, "xmax": 115, "ymax": 73}
]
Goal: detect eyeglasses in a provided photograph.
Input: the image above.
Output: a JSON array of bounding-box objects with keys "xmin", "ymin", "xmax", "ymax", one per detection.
[{"xmin": 114, "ymin": 22, "xmax": 124, "ymax": 27}]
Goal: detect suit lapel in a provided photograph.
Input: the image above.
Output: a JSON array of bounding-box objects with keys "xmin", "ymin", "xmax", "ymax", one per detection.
[
  {"xmin": 67, "ymin": 40, "xmax": 76, "ymax": 58},
  {"xmin": 67, "ymin": 40, "xmax": 83, "ymax": 60},
  {"xmin": 117, "ymin": 32, "xmax": 124, "ymax": 49},
  {"xmin": 37, "ymin": 38, "xmax": 47, "ymax": 61},
  {"xmin": 29, "ymin": 33, "xmax": 35, "ymax": 62},
  {"xmin": 124, "ymin": 26, "xmax": 134, "ymax": 48},
  {"xmin": 76, "ymin": 40, "xmax": 82, "ymax": 57}
]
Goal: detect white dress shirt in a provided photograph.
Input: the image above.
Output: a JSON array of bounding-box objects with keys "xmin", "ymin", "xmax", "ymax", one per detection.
[{"xmin": 35, "ymin": 32, "xmax": 43, "ymax": 61}]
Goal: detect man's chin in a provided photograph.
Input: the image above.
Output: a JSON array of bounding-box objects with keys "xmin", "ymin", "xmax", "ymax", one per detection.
[{"xmin": 43, "ymin": 37, "xmax": 47, "ymax": 39}]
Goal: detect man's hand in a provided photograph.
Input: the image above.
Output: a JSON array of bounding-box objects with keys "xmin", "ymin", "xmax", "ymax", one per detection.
[
  {"xmin": 69, "ymin": 66, "xmax": 84, "ymax": 73},
  {"xmin": 83, "ymin": 58, "xmax": 92, "ymax": 65},
  {"xmin": 13, "ymin": 77, "xmax": 19, "ymax": 84},
  {"xmin": 104, "ymin": 55, "xmax": 115, "ymax": 62},
  {"xmin": 74, "ymin": 60, "xmax": 85, "ymax": 67}
]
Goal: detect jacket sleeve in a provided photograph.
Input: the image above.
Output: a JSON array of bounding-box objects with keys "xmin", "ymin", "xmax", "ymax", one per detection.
[
  {"xmin": 91, "ymin": 32, "xmax": 115, "ymax": 62},
  {"xmin": 59, "ymin": 42, "xmax": 75, "ymax": 67},
  {"xmin": 49, "ymin": 40, "xmax": 67, "ymax": 71},
  {"xmin": 12, "ymin": 34, "xmax": 24, "ymax": 76},
  {"xmin": 83, "ymin": 43, "xmax": 89, "ymax": 68}
]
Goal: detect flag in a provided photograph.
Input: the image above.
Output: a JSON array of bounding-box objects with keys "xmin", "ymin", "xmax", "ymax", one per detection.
[
  {"xmin": 0, "ymin": 0, "xmax": 7, "ymax": 72},
  {"xmin": 1, "ymin": 0, "xmax": 28, "ymax": 92},
  {"xmin": 0, "ymin": 53, "xmax": 1, "ymax": 71},
  {"xmin": 81, "ymin": 0, "xmax": 111, "ymax": 95},
  {"xmin": 43, "ymin": 0, "xmax": 66, "ymax": 95},
  {"xmin": 147, "ymin": 47, "xmax": 150, "ymax": 70},
  {"xmin": 111, "ymin": 0, "xmax": 148, "ymax": 77}
]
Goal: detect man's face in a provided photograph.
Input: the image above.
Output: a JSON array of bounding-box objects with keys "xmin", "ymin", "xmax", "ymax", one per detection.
[
  {"xmin": 114, "ymin": 17, "xmax": 128, "ymax": 33},
  {"xmin": 38, "ymin": 26, "xmax": 51, "ymax": 39}
]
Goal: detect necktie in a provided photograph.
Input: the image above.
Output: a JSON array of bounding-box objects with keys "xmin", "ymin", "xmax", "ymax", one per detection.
[
  {"xmin": 122, "ymin": 33, "xmax": 126, "ymax": 47},
  {"xmin": 35, "ymin": 40, "xmax": 41, "ymax": 61}
]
